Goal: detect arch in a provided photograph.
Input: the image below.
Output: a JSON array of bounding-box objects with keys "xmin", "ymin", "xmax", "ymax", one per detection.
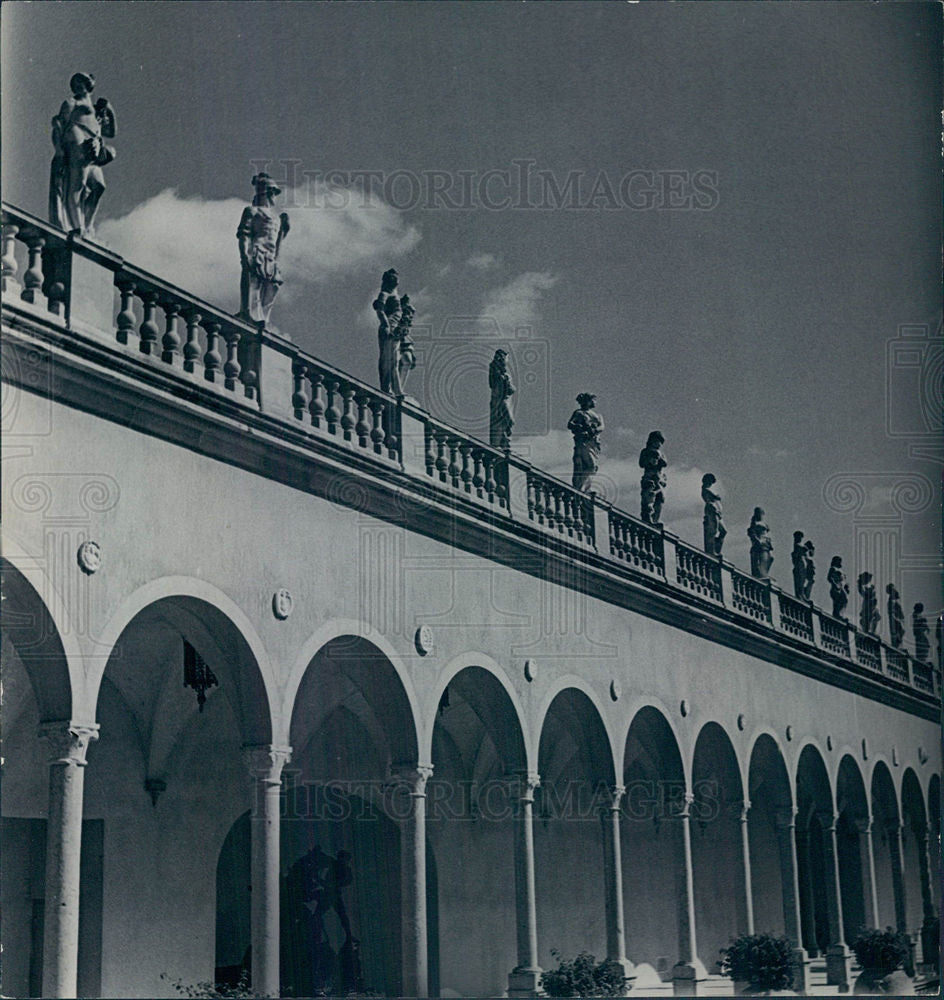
[
  {"xmin": 835, "ymin": 755, "xmax": 871, "ymax": 943},
  {"xmin": 622, "ymin": 701, "xmax": 687, "ymax": 790},
  {"xmin": 869, "ymin": 759, "xmax": 901, "ymax": 932},
  {"xmin": 796, "ymin": 743, "xmax": 835, "ymax": 819},
  {"xmin": 91, "ymin": 577, "xmax": 278, "ymax": 743},
  {"xmin": 284, "ymin": 619, "xmax": 422, "ymax": 754},
  {"xmin": 901, "ymin": 768, "xmax": 927, "ymax": 832},
  {"xmin": 870, "ymin": 760, "xmax": 900, "ymax": 825},
  {"xmin": 928, "ymin": 774, "xmax": 941, "ymax": 835},
  {"xmin": 0, "ymin": 554, "xmax": 85, "ymax": 722},
  {"xmin": 535, "ymin": 679, "xmax": 617, "ymax": 787},
  {"xmin": 747, "ymin": 733, "xmax": 794, "ymax": 810}
]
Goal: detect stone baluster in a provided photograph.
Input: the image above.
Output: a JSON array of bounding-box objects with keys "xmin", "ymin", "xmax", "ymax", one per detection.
[
  {"xmin": 447, "ymin": 438, "xmax": 461, "ymax": 488},
  {"xmin": 138, "ymin": 290, "xmax": 160, "ymax": 356},
  {"xmin": 434, "ymin": 431, "xmax": 448, "ymax": 481},
  {"xmin": 553, "ymin": 489, "xmax": 564, "ymax": 533},
  {"xmin": 202, "ymin": 320, "xmax": 222, "ymax": 383},
  {"xmin": 886, "ymin": 821, "xmax": 908, "ymax": 934},
  {"xmin": 240, "ymin": 336, "xmax": 259, "ymax": 399},
  {"xmin": 531, "ymin": 476, "xmax": 543, "ymax": 522},
  {"xmin": 355, "ymin": 394, "xmax": 372, "ymax": 448},
  {"xmin": 115, "ymin": 279, "xmax": 137, "ymax": 345},
  {"xmin": 182, "ymin": 309, "xmax": 202, "ymax": 373},
  {"xmin": 340, "ymin": 385, "xmax": 356, "ymax": 441},
  {"xmin": 601, "ymin": 786, "xmax": 635, "ymax": 993},
  {"xmin": 291, "ymin": 361, "xmax": 310, "ymax": 419},
  {"xmin": 324, "ymin": 380, "xmax": 341, "ymax": 434},
  {"xmin": 244, "ymin": 745, "xmax": 292, "ymax": 999},
  {"xmin": 424, "ymin": 425, "xmax": 437, "ymax": 474},
  {"xmin": 369, "ymin": 399, "xmax": 385, "ymax": 454},
  {"xmin": 774, "ymin": 807, "xmax": 810, "ymax": 992},
  {"xmin": 222, "ymin": 326, "xmax": 242, "ymax": 390},
  {"xmin": 854, "ymin": 817, "xmax": 881, "ymax": 929},
  {"xmin": 160, "ymin": 299, "xmax": 181, "ymax": 365},
  {"xmin": 459, "ymin": 442, "xmax": 473, "ymax": 493},
  {"xmin": 484, "ymin": 452, "xmax": 497, "ymax": 501},
  {"xmin": 562, "ymin": 492, "xmax": 575, "ymax": 535},
  {"xmin": 672, "ymin": 792, "xmax": 701, "ymax": 995},
  {"xmin": 308, "ymin": 371, "xmax": 325, "ymax": 428},
  {"xmin": 740, "ymin": 802, "xmax": 755, "ymax": 934},
  {"xmin": 38, "ymin": 721, "xmax": 100, "ymax": 999},
  {"xmin": 382, "ymin": 402, "xmax": 399, "ymax": 459},
  {"xmin": 473, "ymin": 450, "xmax": 486, "ymax": 496},
  {"xmin": 817, "ymin": 811, "xmax": 852, "ymax": 987},
  {"xmin": 1, "ymin": 219, "xmax": 21, "ymax": 295},
  {"xmin": 509, "ymin": 771, "xmax": 543, "ymax": 998},
  {"xmin": 21, "ymin": 229, "xmax": 46, "ymax": 305}
]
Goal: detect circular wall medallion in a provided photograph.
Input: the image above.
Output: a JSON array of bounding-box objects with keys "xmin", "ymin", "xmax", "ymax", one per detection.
[
  {"xmin": 272, "ymin": 589, "xmax": 293, "ymax": 620},
  {"xmin": 737, "ymin": 713, "xmax": 746, "ymax": 731},
  {"xmin": 679, "ymin": 699, "xmax": 689, "ymax": 717},
  {"xmin": 609, "ymin": 678, "xmax": 621, "ymax": 702},
  {"xmin": 415, "ymin": 625, "xmax": 434, "ymax": 656},
  {"xmin": 524, "ymin": 659, "xmax": 537, "ymax": 683},
  {"xmin": 77, "ymin": 540, "xmax": 102, "ymax": 575}
]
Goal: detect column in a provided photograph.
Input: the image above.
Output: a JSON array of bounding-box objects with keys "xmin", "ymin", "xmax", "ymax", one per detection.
[
  {"xmin": 508, "ymin": 771, "xmax": 542, "ymax": 998},
  {"xmin": 739, "ymin": 802, "xmax": 755, "ymax": 935},
  {"xmin": 672, "ymin": 792, "xmax": 703, "ymax": 997},
  {"xmin": 600, "ymin": 786, "xmax": 635, "ymax": 992},
  {"xmin": 913, "ymin": 824, "xmax": 937, "ymax": 966},
  {"xmin": 774, "ymin": 808, "xmax": 810, "ymax": 993},
  {"xmin": 794, "ymin": 824, "xmax": 817, "ymax": 956},
  {"xmin": 817, "ymin": 812, "xmax": 852, "ymax": 987},
  {"xmin": 392, "ymin": 763, "xmax": 434, "ymax": 998},
  {"xmin": 886, "ymin": 821, "xmax": 908, "ymax": 933},
  {"xmin": 854, "ymin": 817, "xmax": 881, "ymax": 930},
  {"xmin": 244, "ymin": 745, "xmax": 292, "ymax": 999},
  {"xmin": 39, "ymin": 720, "xmax": 99, "ymax": 999}
]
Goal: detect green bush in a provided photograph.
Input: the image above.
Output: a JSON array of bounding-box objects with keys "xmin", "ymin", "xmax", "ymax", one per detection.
[
  {"xmin": 851, "ymin": 928, "xmax": 909, "ymax": 974},
  {"xmin": 160, "ymin": 971, "xmax": 255, "ymax": 998},
  {"xmin": 540, "ymin": 950, "xmax": 626, "ymax": 997},
  {"xmin": 720, "ymin": 933, "xmax": 793, "ymax": 991}
]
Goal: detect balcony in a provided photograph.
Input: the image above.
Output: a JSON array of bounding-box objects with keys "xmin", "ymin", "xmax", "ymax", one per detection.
[{"xmin": 2, "ymin": 202, "xmax": 939, "ymax": 711}]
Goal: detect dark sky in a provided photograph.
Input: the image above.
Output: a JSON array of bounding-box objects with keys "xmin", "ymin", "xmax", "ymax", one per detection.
[{"xmin": 3, "ymin": 2, "xmax": 941, "ymax": 620}]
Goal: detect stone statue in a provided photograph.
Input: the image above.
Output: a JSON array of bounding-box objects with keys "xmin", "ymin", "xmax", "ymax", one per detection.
[
  {"xmin": 803, "ymin": 539, "xmax": 816, "ymax": 601},
  {"xmin": 373, "ymin": 268, "xmax": 403, "ymax": 394},
  {"xmin": 237, "ymin": 173, "xmax": 290, "ymax": 326},
  {"xmin": 49, "ymin": 72, "xmax": 116, "ymax": 236},
  {"xmin": 638, "ymin": 431, "xmax": 667, "ymax": 525},
  {"xmin": 857, "ymin": 572, "xmax": 880, "ymax": 635},
  {"xmin": 827, "ymin": 556, "xmax": 849, "ymax": 620},
  {"xmin": 395, "ymin": 294, "xmax": 417, "ymax": 396},
  {"xmin": 912, "ymin": 603, "xmax": 930, "ymax": 662},
  {"xmin": 791, "ymin": 532, "xmax": 807, "ymax": 599},
  {"xmin": 567, "ymin": 393, "xmax": 604, "ymax": 492},
  {"xmin": 488, "ymin": 349, "xmax": 515, "ymax": 451},
  {"xmin": 886, "ymin": 584, "xmax": 905, "ymax": 648},
  {"xmin": 701, "ymin": 474, "xmax": 726, "ymax": 556},
  {"xmin": 748, "ymin": 507, "xmax": 774, "ymax": 579}
]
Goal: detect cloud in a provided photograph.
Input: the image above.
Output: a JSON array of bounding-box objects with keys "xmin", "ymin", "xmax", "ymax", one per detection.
[
  {"xmin": 96, "ymin": 183, "xmax": 421, "ymax": 313},
  {"xmin": 480, "ymin": 270, "xmax": 558, "ymax": 334},
  {"xmin": 467, "ymin": 252, "xmax": 500, "ymax": 270}
]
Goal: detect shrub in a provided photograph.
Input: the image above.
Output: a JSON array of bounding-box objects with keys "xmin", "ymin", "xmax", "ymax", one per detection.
[
  {"xmin": 160, "ymin": 971, "xmax": 255, "ymax": 999},
  {"xmin": 540, "ymin": 950, "xmax": 626, "ymax": 997},
  {"xmin": 851, "ymin": 928, "xmax": 909, "ymax": 974},
  {"xmin": 720, "ymin": 933, "xmax": 794, "ymax": 991}
]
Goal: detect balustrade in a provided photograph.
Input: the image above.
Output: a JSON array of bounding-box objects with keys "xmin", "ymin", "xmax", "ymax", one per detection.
[
  {"xmin": 884, "ymin": 648, "xmax": 910, "ymax": 684},
  {"xmin": 777, "ymin": 591, "xmax": 815, "ymax": 642},
  {"xmin": 1, "ymin": 208, "xmax": 70, "ymax": 311},
  {"xmin": 608, "ymin": 510, "xmax": 664, "ymax": 576},
  {"xmin": 911, "ymin": 659, "xmax": 933, "ymax": 694},
  {"xmin": 525, "ymin": 470, "xmax": 593, "ymax": 545},
  {"xmin": 818, "ymin": 613, "xmax": 851, "ymax": 658},
  {"xmin": 854, "ymin": 632, "xmax": 882, "ymax": 672},
  {"xmin": 424, "ymin": 421, "xmax": 508, "ymax": 510},
  {"xmin": 675, "ymin": 542, "xmax": 723, "ymax": 602},
  {"xmin": 731, "ymin": 569, "xmax": 772, "ymax": 622}
]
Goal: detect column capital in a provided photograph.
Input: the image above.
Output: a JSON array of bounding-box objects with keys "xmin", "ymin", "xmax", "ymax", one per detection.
[
  {"xmin": 607, "ymin": 784, "xmax": 626, "ymax": 810},
  {"xmin": 389, "ymin": 761, "xmax": 434, "ymax": 795},
  {"xmin": 739, "ymin": 799, "xmax": 752, "ymax": 822},
  {"xmin": 816, "ymin": 809, "xmax": 838, "ymax": 833},
  {"xmin": 510, "ymin": 770, "xmax": 541, "ymax": 802},
  {"xmin": 774, "ymin": 806, "xmax": 798, "ymax": 830},
  {"xmin": 38, "ymin": 721, "xmax": 100, "ymax": 766},
  {"xmin": 243, "ymin": 744, "xmax": 293, "ymax": 784}
]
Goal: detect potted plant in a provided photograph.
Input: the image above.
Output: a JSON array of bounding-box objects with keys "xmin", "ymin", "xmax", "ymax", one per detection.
[
  {"xmin": 540, "ymin": 950, "xmax": 628, "ymax": 997},
  {"xmin": 720, "ymin": 933, "xmax": 795, "ymax": 995},
  {"xmin": 852, "ymin": 929, "xmax": 914, "ymax": 995}
]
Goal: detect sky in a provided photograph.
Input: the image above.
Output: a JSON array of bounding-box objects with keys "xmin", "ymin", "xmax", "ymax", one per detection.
[{"xmin": 3, "ymin": 1, "xmax": 941, "ymax": 628}]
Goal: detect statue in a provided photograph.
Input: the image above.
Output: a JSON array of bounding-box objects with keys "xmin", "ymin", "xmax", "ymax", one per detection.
[
  {"xmin": 49, "ymin": 72, "xmax": 116, "ymax": 236},
  {"xmin": 857, "ymin": 572, "xmax": 880, "ymax": 635},
  {"xmin": 886, "ymin": 584, "xmax": 905, "ymax": 648},
  {"xmin": 701, "ymin": 474, "xmax": 726, "ymax": 556},
  {"xmin": 827, "ymin": 556, "xmax": 849, "ymax": 620},
  {"xmin": 791, "ymin": 532, "xmax": 807, "ymax": 599},
  {"xmin": 638, "ymin": 431, "xmax": 667, "ymax": 525},
  {"xmin": 747, "ymin": 508, "xmax": 774, "ymax": 579},
  {"xmin": 373, "ymin": 268, "xmax": 403, "ymax": 395},
  {"xmin": 237, "ymin": 173, "xmax": 290, "ymax": 326},
  {"xmin": 395, "ymin": 294, "xmax": 417, "ymax": 396},
  {"xmin": 803, "ymin": 539, "xmax": 816, "ymax": 601},
  {"xmin": 912, "ymin": 603, "xmax": 930, "ymax": 662},
  {"xmin": 488, "ymin": 349, "xmax": 516, "ymax": 451},
  {"xmin": 567, "ymin": 393, "xmax": 604, "ymax": 492}
]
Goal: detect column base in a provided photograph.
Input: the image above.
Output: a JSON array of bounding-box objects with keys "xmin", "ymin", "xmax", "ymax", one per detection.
[
  {"xmin": 603, "ymin": 957, "xmax": 636, "ymax": 996},
  {"xmin": 672, "ymin": 961, "xmax": 707, "ymax": 996},
  {"xmin": 790, "ymin": 947, "xmax": 810, "ymax": 993},
  {"xmin": 508, "ymin": 966, "xmax": 544, "ymax": 998},
  {"xmin": 825, "ymin": 943, "xmax": 852, "ymax": 988}
]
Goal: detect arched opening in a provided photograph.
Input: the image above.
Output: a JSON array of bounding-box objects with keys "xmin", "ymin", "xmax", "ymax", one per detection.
[
  {"xmin": 285, "ymin": 635, "xmax": 421, "ymax": 998},
  {"xmin": 429, "ymin": 664, "xmax": 527, "ymax": 997},
  {"xmin": 691, "ymin": 722, "xmax": 746, "ymax": 974},
  {"xmin": 747, "ymin": 735, "xmax": 792, "ymax": 938},
  {"xmin": 89, "ymin": 594, "xmax": 273, "ymax": 998},
  {"xmin": 900, "ymin": 769, "xmax": 929, "ymax": 959},
  {"xmin": 535, "ymin": 688, "xmax": 614, "ymax": 968},
  {"xmin": 869, "ymin": 762, "xmax": 900, "ymax": 932},
  {"xmin": 835, "ymin": 755, "xmax": 870, "ymax": 942},
  {"xmin": 795, "ymin": 745, "xmax": 834, "ymax": 958},
  {"xmin": 622, "ymin": 706, "xmax": 688, "ymax": 983}
]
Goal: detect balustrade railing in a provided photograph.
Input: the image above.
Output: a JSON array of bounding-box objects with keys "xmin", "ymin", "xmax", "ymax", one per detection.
[
  {"xmin": 777, "ymin": 591, "xmax": 815, "ymax": 643},
  {"xmin": 608, "ymin": 510, "xmax": 665, "ymax": 576},
  {"xmin": 854, "ymin": 631, "xmax": 882, "ymax": 672},
  {"xmin": 423, "ymin": 417, "xmax": 508, "ymax": 511},
  {"xmin": 885, "ymin": 648, "xmax": 911, "ymax": 684},
  {"xmin": 525, "ymin": 469, "xmax": 594, "ymax": 545},
  {"xmin": 2, "ymin": 209, "xmax": 70, "ymax": 314},
  {"xmin": 730, "ymin": 569, "xmax": 772, "ymax": 622},
  {"xmin": 818, "ymin": 612, "xmax": 851, "ymax": 658},
  {"xmin": 675, "ymin": 542, "xmax": 723, "ymax": 602},
  {"xmin": 911, "ymin": 659, "xmax": 934, "ymax": 694}
]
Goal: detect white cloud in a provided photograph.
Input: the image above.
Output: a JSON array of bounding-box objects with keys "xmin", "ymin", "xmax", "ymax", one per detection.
[
  {"xmin": 480, "ymin": 270, "xmax": 558, "ymax": 334},
  {"xmin": 96, "ymin": 183, "xmax": 421, "ymax": 313},
  {"xmin": 467, "ymin": 252, "xmax": 500, "ymax": 270}
]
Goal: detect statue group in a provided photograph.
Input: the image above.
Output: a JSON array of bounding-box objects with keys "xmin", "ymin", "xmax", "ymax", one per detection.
[{"xmin": 372, "ymin": 269, "xmax": 416, "ymax": 396}]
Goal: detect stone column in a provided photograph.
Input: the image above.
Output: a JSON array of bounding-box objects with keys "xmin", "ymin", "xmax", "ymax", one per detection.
[
  {"xmin": 774, "ymin": 808, "xmax": 810, "ymax": 993},
  {"xmin": 854, "ymin": 817, "xmax": 881, "ymax": 930},
  {"xmin": 739, "ymin": 802, "xmax": 755, "ymax": 935},
  {"xmin": 886, "ymin": 821, "xmax": 908, "ymax": 934},
  {"xmin": 244, "ymin": 745, "xmax": 292, "ymax": 999},
  {"xmin": 392, "ymin": 763, "xmax": 434, "ymax": 998},
  {"xmin": 817, "ymin": 812, "xmax": 852, "ymax": 987},
  {"xmin": 794, "ymin": 824, "xmax": 817, "ymax": 956},
  {"xmin": 600, "ymin": 785, "xmax": 635, "ymax": 992},
  {"xmin": 508, "ymin": 771, "xmax": 542, "ymax": 998},
  {"xmin": 672, "ymin": 793, "xmax": 702, "ymax": 997},
  {"xmin": 913, "ymin": 824, "xmax": 937, "ymax": 966},
  {"xmin": 38, "ymin": 721, "xmax": 100, "ymax": 999}
]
